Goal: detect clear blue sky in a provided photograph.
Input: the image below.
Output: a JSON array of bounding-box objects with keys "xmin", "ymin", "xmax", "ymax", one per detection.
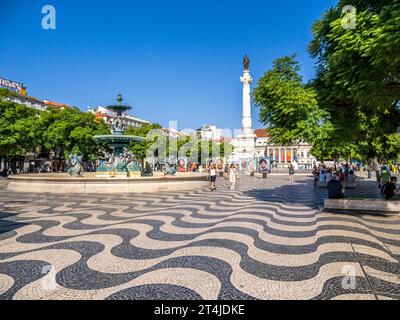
[{"xmin": 0, "ymin": 0, "xmax": 337, "ymax": 131}]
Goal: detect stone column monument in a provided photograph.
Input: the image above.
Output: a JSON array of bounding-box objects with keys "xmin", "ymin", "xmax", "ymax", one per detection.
[
  {"xmin": 236, "ymin": 55, "xmax": 256, "ymax": 159},
  {"xmin": 241, "ymin": 54, "xmax": 253, "ymax": 136}
]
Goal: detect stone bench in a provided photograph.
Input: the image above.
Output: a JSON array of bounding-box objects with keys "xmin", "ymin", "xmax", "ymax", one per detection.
[
  {"xmin": 318, "ymin": 181, "xmax": 357, "ymax": 189},
  {"xmin": 324, "ymin": 198, "xmax": 400, "ymax": 214}
]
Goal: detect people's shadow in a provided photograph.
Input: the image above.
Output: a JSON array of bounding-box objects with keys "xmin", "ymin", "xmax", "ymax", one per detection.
[
  {"xmin": 0, "ymin": 211, "xmax": 28, "ymax": 236},
  {"xmin": 244, "ymin": 177, "xmax": 383, "ymax": 210}
]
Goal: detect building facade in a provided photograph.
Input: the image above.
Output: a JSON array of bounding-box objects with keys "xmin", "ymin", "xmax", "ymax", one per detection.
[
  {"xmin": 44, "ymin": 100, "xmax": 70, "ymax": 110},
  {"xmin": 6, "ymin": 95, "xmax": 46, "ymax": 111},
  {"xmin": 197, "ymin": 125, "xmax": 223, "ymax": 142},
  {"xmin": 161, "ymin": 127, "xmax": 187, "ymax": 138},
  {"xmin": 88, "ymin": 106, "xmax": 150, "ymax": 129},
  {"xmin": 254, "ymin": 129, "xmax": 316, "ymax": 170}
]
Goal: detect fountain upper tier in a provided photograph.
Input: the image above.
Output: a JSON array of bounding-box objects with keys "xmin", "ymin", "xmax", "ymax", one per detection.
[{"xmin": 93, "ymin": 94, "xmax": 145, "ymax": 175}]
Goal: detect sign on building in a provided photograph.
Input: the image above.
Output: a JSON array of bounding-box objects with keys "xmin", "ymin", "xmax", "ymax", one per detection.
[{"xmin": 0, "ymin": 77, "xmax": 27, "ymax": 95}]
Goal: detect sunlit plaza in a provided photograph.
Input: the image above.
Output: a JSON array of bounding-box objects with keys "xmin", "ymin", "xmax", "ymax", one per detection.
[
  {"xmin": 0, "ymin": 0, "xmax": 399, "ymax": 304},
  {"xmin": 0, "ymin": 174, "xmax": 399, "ymax": 300}
]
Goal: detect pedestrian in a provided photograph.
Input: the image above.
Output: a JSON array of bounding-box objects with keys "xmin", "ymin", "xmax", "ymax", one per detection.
[
  {"xmin": 380, "ymin": 166, "xmax": 391, "ymax": 195},
  {"xmin": 224, "ymin": 164, "xmax": 229, "ymax": 180},
  {"xmin": 367, "ymin": 165, "xmax": 372, "ymax": 179},
  {"xmin": 209, "ymin": 163, "xmax": 217, "ymax": 191},
  {"xmin": 338, "ymin": 169, "xmax": 346, "ymax": 182},
  {"xmin": 312, "ymin": 165, "xmax": 319, "ymax": 187},
  {"xmin": 327, "ymin": 175, "xmax": 345, "ymax": 199},
  {"xmin": 382, "ymin": 177, "xmax": 398, "ymax": 201},
  {"xmin": 347, "ymin": 170, "xmax": 356, "ymax": 183},
  {"xmin": 376, "ymin": 163, "xmax": 381, "ymax": 188},
  {"xmin": 344, "ymin": 164, "xmax": 349, "ymax": 177},
  {"xmin": 289, "ymin": 164, "xmax": 295, "ymax": 182},
  {"xmin": 325, "ymin": 169, "xmax": 332, "ymax": 182},
  {"xmin": 229, "ymin": 163, "xmax": 237, "ymax": 190},
  {"xmin": 319, "ymin": 169, "xmax": 326, "ymax": 182}
]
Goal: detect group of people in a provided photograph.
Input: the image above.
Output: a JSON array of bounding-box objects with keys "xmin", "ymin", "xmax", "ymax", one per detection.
[
  {"xmin": 377, "ymin": 165, "xmax": 399, "ymax": 200},
  {"xmin": 177, "ymin": 159, "xmax": 227, "ymax": 174},
  {"xmin": 316, "ymin": 162, "xmax": 399, "ymax": 200},
  {"xmin": 312, "ymin": 164, "xmax": 357, "ymax": 187},
  {"xmin": 208, "ymin": 162, "xmax": 239, "ymax": 192},
  {"xmin": 1, "ymin": 166, "xmax": 30, "ymax": 177},
  {"xmin": 311, "ymin": 164, "xmax": 357, "ymax": 199}
]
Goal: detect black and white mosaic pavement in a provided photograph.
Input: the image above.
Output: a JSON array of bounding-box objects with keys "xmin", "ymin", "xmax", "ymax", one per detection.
[{"xmin": 0, "ymin": 176, "xmax": 399, "ymax": 300}]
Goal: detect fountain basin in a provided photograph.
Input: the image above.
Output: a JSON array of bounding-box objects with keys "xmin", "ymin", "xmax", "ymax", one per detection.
[
  {"xmin": 93, "ymin": 134, "xmax": 144, "ymax": 144},
  {"xmin": 7, "ymin": 173, "xmax": 209, "ymax": 194}
]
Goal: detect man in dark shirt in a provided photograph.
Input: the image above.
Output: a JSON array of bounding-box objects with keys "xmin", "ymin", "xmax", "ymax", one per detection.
[
  {"xmin": 382, "ymin": 177, "xmax": 398, "ymax": 200},
  {"xmin": 327, "ymin": 175, "xmax": 344, "ymax": 199}
]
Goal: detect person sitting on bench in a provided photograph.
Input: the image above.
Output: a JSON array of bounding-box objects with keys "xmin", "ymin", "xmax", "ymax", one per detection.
[
  {"xmin": 382, "ymin": 176, "xmax": 398, "ymax": 201},
  {"xmin": 327, "ymin": 175, "xmax": 344, "ymax": 199}
]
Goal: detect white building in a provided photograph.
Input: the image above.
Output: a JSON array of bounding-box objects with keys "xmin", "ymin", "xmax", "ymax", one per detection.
[
  {"xmin": 197, "ymin": 125, "xmax": 223, "ymax": 142},
  {"xmin": 254, "ymin": 129, "xmax": 316, "ymax": 169},
  {"xmin": 161, "ymin": 127, "xmax": 186, "ymax": 138},
  {"xmin": 1, "ymin": 77, "xmax": 47, "ymax": 111},
  {"xmin": 88, "ymin": 106, "xmax": 150, "ymax": 129},
  {"xmin": 7, "ymin": 95, "xmax": 46, "ymax": 111}
]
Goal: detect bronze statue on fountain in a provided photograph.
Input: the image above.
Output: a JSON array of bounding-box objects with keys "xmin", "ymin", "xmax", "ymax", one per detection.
[{"xmin": 93, "ymin": 94, "xmax": 144, "ymax": 177}]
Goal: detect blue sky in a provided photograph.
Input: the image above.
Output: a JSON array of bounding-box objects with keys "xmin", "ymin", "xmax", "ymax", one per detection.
[{"xmin": 0, "ymin": 0, "xmax": 337, "ymax": 130}]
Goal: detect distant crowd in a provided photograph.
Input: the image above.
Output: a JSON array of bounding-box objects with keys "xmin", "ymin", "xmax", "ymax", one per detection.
[
  {"xmin": 312, "ymin": 162, "xmax": 399, "ymax": 201},
  {"xmin": 376, "ymin": 165, "xmax": 399, "ymax": 201},
  {"xmin": 312, "ymin": 163, "xmax": 357, "ymax": 187}
]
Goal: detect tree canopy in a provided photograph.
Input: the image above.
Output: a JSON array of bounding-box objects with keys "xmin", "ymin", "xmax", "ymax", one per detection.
[
  {"xmin": 125, "ymin": 123, "xmax": 163, "ymax": 160},
  {"xmin": 38, "ymin": 107, "xmax": 110, "ymax": 161},
  {"xmin": 0, "ymin": 89, "xmax": 110, "ymax": 162},
  {"xmin": 0, "ymin": 93, "xmax": 40, "ymax": 157},
  {"xmin": 253, "ymin": 0, "xmax": 400, "ymax": 163},
  {"xmin": 308, "ymin": 0, "xmax": 400, "ymax": 161},
  {"xmin": 252, "ymin": 55, "xmax": 330, "ymax": 147}
]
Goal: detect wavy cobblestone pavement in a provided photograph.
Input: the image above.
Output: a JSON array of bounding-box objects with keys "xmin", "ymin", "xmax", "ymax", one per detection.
[{"xmin": 0, "ymin": 176, "xmax": 399, "ymax": 300}]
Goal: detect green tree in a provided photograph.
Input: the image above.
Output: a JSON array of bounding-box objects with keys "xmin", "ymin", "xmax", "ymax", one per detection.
[
  {"xmin": 0, "ymin": 89, "xmax": 41, "ymax": 160},
  {"xmin": 309, "ymin": 0, "xmax": 400, "ymax": 161},
  {"xmin": 252, "ymin": 55, "xmax": 330, "ymax": 147},
  {"xmin": 125, "ymin": 123, "xmax": 163, "ymax": 160},
  {"xmin": 39, "ymin": 107, "xmax": 109, "ymax": 162}
]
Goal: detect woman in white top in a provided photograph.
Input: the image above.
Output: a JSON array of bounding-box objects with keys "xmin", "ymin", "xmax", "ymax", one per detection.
[
  {"xmin": 209, "ymin": 164, "xmax": 217, "ymax": 191},
  {"xmin": 229, "ymin": 164, "xmax": 237, "ymax": 190}
]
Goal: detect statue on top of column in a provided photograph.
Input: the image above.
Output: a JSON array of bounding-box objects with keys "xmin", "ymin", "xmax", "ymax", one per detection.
[{"xmin": 243, "ymin": 54, "xmax": 250, "ymax": 70}]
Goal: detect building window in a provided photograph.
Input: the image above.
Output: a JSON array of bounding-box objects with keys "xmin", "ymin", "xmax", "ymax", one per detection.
[
  {"xmin": 287, "ymin": 149, "xmax": 292, "ymax": 163},
  {"xmin": 281, "ymin": 148, "xmax": 285, "ymax": 162}
]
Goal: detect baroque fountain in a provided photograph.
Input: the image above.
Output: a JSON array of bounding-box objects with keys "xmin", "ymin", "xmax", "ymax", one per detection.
[
  {"xmin": 93, "ymin": 94, "xmax": 143, "ymax": 177},
  {"xmin": 7, "ymin": 95, "xmax": 208, "ymax": 194}
]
